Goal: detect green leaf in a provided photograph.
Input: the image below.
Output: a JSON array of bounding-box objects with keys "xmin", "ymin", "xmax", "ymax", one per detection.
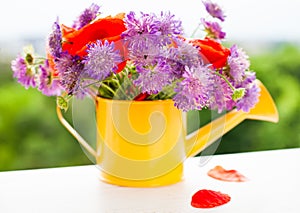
[
  {"xmin": 56, "ymin": 96, "xmax": 69, "ymax": 112},
  {"xmin": 232, "ymin": 88, "xmax": 245, "ymax": 101}
]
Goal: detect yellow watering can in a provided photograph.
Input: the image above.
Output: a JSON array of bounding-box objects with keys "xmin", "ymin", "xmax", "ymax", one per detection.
[{"xmin": 57, "ymin": 80, "xmax": 278, "ymax": 187}]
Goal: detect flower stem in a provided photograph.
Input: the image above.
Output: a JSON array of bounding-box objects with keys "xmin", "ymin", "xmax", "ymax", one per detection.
[
  {"xmin": 99, "ymin": 82, "xmax": 116, "ymax": 96},
  {"xmin": 190, "ymin": 23, "xmax": 201, "ymax": 38},
  {"xmin": 214, "ymin": 71, "xmax": 235, "ymax": 91}
]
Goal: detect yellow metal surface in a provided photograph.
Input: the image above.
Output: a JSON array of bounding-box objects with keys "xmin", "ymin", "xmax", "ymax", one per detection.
[
  {"xmin": 99, "ymin": 164, "xmax": 184, "ymax": 187},
  {"xmin": 95, "ymin": 98, "xmax": 186, "ymax": 186}
]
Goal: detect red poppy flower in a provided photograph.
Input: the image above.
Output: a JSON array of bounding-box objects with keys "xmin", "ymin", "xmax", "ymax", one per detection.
[
  {"xmin": 61, "ymin": 13, "xmax": 127, "ymax": 72},
  {"xmin": 190, "ymin": 38, "xmax": 230, "ymax": 69}
]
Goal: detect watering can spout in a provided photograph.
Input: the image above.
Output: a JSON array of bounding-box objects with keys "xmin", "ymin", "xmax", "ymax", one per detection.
[{"xmin": 185, "ymin": 80, "xmax": 279, "ymax": 157}]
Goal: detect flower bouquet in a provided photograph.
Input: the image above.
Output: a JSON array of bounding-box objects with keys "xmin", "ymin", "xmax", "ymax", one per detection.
[
  {"xmin": 11, "ymin": 0, "xmax": 260, "ymax": 113},
  {"xmin": 10, "ymin": 0, "xmax": 280, "ymax": 187}
]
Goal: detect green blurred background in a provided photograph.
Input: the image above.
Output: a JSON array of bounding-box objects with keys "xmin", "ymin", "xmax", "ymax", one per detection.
[{"xmin": 1, "ymin": 42, "xmax": 300, "ymax": 171}]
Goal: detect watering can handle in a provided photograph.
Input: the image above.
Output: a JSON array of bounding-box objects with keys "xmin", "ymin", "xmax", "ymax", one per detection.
[{"xmin": 56, "ymin": 106, "xmax": 97, "ymax": 158}]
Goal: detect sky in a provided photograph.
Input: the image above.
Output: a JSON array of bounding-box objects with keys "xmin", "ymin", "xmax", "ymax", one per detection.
[{"xmin": 0, "ymin": 0, "xmax": 299, "ymax": 54}]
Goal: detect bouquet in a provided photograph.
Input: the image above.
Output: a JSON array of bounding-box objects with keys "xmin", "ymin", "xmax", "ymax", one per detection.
[{"xmin": 11, "ymin": 0, "xmax": 260, "ymax": 113}]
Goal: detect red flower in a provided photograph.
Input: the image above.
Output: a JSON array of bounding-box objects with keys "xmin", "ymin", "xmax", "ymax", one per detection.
[
  {"xmin": 190, "ymin": 38, "xmax": 230, "ymax": 69},
  {"xmin": 134, "ymin": 92, "xmax": 149, "ymax": 101},
  {"xmin": 61, "ymin": 13, "xmax": 127, "ymax": 72}
]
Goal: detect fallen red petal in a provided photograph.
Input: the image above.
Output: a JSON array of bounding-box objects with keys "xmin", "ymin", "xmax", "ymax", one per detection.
[
  {"xmin": 208, "ymin": 165, "xmax": 249, "ymax": 182},
  {"xmin": 191, "ymin": 189, "xmax": 231, "ymax": 208}
]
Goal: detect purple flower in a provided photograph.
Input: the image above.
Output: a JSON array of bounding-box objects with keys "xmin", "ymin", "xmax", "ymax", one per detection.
[
  {"xmin": 236, "ymin": 72, "xmax": 260, "ymax": 112},
  {"xmin": 122, "ymin": 11, "xmax": 183, "ymax": 61},
  {"xmin": 166, "ymin": 39, "xmax": 202, "ymax": 76},
  {"xmin": 72, "ymin": 3, "xmax": 100, "ymax": 29},
  {"xmin": 84, "ymin": 40, "xmax": 122, "ymax": 80},
  {"xmin": 236, "ymin": 83, "xmax": 260, "ymax": 112},
  {"xmin": 203, "ymin": 0, "xmax": 226, "ymax": 21},
  {"xmin": 122, "ymin": 10, "xmax": 182, "ymax": 39},
  {"xmin": 173, "ymin": 65, "xmax": 211, "ymax": 111},
  {"xmin": 122, "ymin": 12, "xmax": 163, "ymax": 61},
  {"xmin": 56, "ymin": 53, "xmax": 84, "ymax": 95},
  {"xmin": 201, "ymin": 18, "xmax": 226, "ymax": 39},
  {"xmin": 208, "ymin": 75, "xmax": 235, "ymax": 113},
  {"xmin": 48, "ymin": 21, "xmax": 62, "ymax": 58},
  {"xmin": 38, "ymin": 60, "xmax": 62, "ymax": 96},
  {"xmin": 134, "ymin": 59, "xmax": 175, "ymax": 94},
  {"xmin": 124, "ymin": 34, "xmax": 163, "ymax": 66},
  {"xmin": 228, "ymin": 45, "xmax": 250, "ymax": 83},
  {"xmin": 157, "ymin": 11, "xmax": 183, "ymax": 37},
  {"xmin": 122, "ymin": 11, "xmax": 159, "ymax": 38},
  {"xmin": 11, "ymin": 55, "xmax": 37, "ymax": 89}
]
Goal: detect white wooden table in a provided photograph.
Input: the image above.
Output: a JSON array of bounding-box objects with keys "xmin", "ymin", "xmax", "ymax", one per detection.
[{"xmin": 0, "ymin": 148, "xmax": 299, "ymax": 213}]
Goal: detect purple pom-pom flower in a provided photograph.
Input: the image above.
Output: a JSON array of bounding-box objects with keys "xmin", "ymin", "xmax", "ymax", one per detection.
[{"xmin": 84, "ymin": 40, "xmax": 122, "ymax": 81}]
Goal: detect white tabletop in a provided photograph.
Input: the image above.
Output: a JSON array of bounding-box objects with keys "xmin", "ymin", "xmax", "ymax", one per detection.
[{"xmin": 0, "ymin": 148, "xmax": 299, "ymax": 213}]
